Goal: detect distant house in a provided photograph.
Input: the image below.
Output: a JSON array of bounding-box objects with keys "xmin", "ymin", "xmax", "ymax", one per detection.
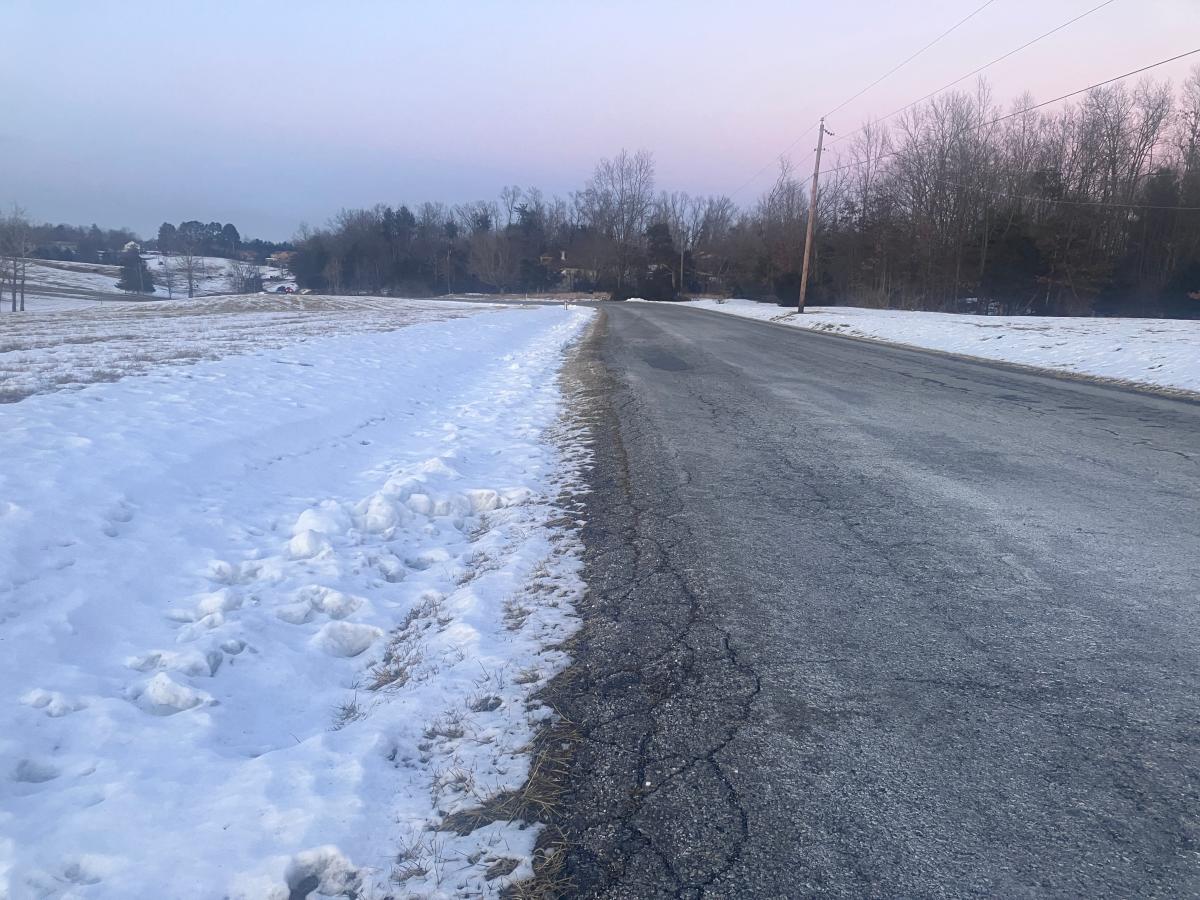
[
  {"xmin": 553, "ymin": 250, "xmax": 598, "ymax": 292},
  {"xmin": 689, "ymin": 250, "xmax": 729, "ymax": 296}
]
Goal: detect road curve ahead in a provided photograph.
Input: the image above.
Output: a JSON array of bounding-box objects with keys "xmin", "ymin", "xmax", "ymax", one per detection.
[{"xmin": 549, "ymin": 302, "xmax": 1200, "ymax": 898}]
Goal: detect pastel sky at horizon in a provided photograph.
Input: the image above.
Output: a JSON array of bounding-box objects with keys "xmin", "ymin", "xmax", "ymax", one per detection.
[{"xmin": 3, "ymin": 0, "xmax": 1198, "ymax": 240}]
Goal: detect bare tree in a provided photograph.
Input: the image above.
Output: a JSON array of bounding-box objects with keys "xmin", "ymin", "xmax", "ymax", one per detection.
[
  {"xmin": 0, "ymin": 206, "xmax": 32, "ymax": 312},
  {"xmin": 499, "ymin": 186, "xmax": 522, "ymax": 228},
  {"xmin": 158, "ymin": 253, "xmax": 180, "ymax": 300},
  {"xmin": 276, "ymin": 73, "xmax": 1200, "ymax": 317},
  {"xmin": 229, "ymin": 260, "xmax": 263, "ymax": 294},
  {"xmin": 756, "ymin": 158, "xmax": 807, "ymax": 287},
  {"xmin": 585, "ymin": 149, "xmax": 656, "ymax": 294},
  {"xmin": 1176, "ymin": 65, "xmax": 1200, "ymax": 175},
  {"xmin": 176, "ymin": 241, "xmax": 204, "ymax": 298},
  {"xmin": 323, "ymin": 255, "xmax": 343, "ymax": 294},
  {"xmin": 469, "ymin": 229, "xmax": 515, "ymax": 292}
]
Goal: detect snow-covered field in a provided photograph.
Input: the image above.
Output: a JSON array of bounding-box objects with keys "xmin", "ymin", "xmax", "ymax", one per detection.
[
  {"xmin": 672, "ymin": 299, "xmax": 1200, "ymax": 395},
  {"xmin": 143, "ymin": 252, "xmax": 294, "ymax": 296},
  {"xmin": 0, "ymin": 298, "xmax": 593, "ymax": 898},
  {"xmin": 10, "ymin": 261, "xmax": 127, "ymax": 311},
  {"xmin": 11, "ymin": 255, "xmax": 291, "ymax": 312},
  {"xmin": 0, "ymin": 294, "xmax": 489, "ymax": 403}
]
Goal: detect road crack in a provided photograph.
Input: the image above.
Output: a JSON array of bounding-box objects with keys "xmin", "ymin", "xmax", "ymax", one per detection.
[{"xmin": 512, "ymin": 312, "xmax": 763, "ymax": 898}]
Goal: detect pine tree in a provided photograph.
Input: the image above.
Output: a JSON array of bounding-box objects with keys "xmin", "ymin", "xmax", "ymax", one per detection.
[{"xmin": 116, "ymin": 249, "xmax": 156, "ymax": 294}]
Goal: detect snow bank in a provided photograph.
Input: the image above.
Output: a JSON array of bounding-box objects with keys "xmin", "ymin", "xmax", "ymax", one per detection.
[
  {"xmin": 675, "ymin": 299, "xmax": 1200, "ymax": 395},
  {"xmin": 0, "ymin": 303, "xmax": 593, "ymax": 897}
]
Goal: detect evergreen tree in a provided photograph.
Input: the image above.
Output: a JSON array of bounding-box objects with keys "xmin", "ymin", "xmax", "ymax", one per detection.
[
  {"xmin": 221, "ymin": 223, "xmax": 241, "ymax": 256},
  {"xmin": 116, "ymin": 249, "xmax": 156, "ymax": 294},
  {"xmin": 157, "ymin": 222, "xmax": 177, "ymax": 252},
  {"xmin": 638, "ymin": 222, "xmax": 677, "ymax": 300}
]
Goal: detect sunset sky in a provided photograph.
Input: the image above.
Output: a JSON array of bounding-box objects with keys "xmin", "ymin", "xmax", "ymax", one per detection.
[{"xmin": 4, "ymin": 0, "xmax": 1198, "ymax": 238}]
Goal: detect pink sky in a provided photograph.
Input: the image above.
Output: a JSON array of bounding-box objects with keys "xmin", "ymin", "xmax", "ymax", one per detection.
[{"xmin": 3, "ymin": 0, "xmax": 1198, "ymax": 237}]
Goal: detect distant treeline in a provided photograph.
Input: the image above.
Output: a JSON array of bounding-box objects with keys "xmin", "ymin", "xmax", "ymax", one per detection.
[
  {"xmin": 293, "ymin": 70, "xmax": 1200, "ymax": 318},
  {"xmin": 154, "ymin": 221, "xmax": 292, "ymax": 263},
  {"xmin": 12, "ymin": 70, "xmax": 1200, "ymax": 317},
  {"xmin": 20, "ymin": 218, "xmax": 291, "ymax": 265},
  {"xmin": 22, "ymin": 222, "xmax": 140, "ymax": 264}
]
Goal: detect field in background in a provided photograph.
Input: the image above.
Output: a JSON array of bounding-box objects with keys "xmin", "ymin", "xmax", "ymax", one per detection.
[
  {"xmin": 0, "ymin": 294, "xmax": 494, "ymax": 402},
  {"xmin": 8, "ymin": 253, "xmax": 293, "ymax": 312}
]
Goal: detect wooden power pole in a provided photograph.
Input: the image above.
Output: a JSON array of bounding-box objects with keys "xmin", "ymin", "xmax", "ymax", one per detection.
[{"xmin": 798, "ymin": 118, "xmax": 832, "ymax": 313}]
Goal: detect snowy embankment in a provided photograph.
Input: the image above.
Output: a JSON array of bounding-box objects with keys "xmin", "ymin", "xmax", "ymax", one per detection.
[
  {"xmin": 675, "ymin": 299, "xmax": 1200, "ymax": 395},
  {"xmin": 0, "ymin": 300, "xmax": 593, "ymax": 898}
]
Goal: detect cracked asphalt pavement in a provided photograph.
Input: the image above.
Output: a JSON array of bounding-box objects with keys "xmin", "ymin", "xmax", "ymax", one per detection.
[{"xmin": 544, "ymin": 302, "xmax": 1200, "ymax": 898}]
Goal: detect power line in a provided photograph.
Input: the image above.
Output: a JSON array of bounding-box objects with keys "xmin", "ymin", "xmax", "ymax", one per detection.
[
  {"xmin": 828, "ymin": 0, "xmax": 1121, "ymax": 149},
  {"xmin": 824, "ymin": 0, "xmax": 1000, "ymax": 120},
  {"xmin": 983, "ymin": 47, "xmax": 1200, "ymax": 126},
  {"xmin": 820, "ymin": 46, "xmax": 1200, "ymax": 177},
  {"xmin": 935, "ymin": 176, "xmax": 1200, "ymax": 211},
  {"xmin": 729, "ymin": 0, "xmax": 1001, "ymax": 198},
  {"xmin": 727, "ymin": 124, "xmax": 821, "ymax": 199}
]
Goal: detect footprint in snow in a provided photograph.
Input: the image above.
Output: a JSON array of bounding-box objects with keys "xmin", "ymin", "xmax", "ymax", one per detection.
[
  {"xmin": 12, "ymin": 758, "xmax": 61, "ymax": 784},
  {"xmin": 297, "ymin": 585, "xmax": 364, "ymax": 619},
  {"xmin": 126, "ymin": 649, "xmax": 223, "ymax": 677},
  {"xmin": 312, "ymin": 621, "xmax": 383, "ymax": 658},
  {"xmin": 128, "ymin": 673, "xmax": 214, "ymax": 715},
  {"xmin": 22, "ymin": 689, "xmax": 87, "ymax": 717},
  {"xmin": 372, "ymin": 552, "xmax": 407, "ymax": 583},
  {"xmin": 175, "ymin": 612, "xmax": 227, "ymax": 643},
  {"xmin": 274, "ymin": 586, "xmax": 367, "ymax": 625},
  {"xmin": 289, "ymin": 530, "xmax": 333, "ymax": 560},
  {"xmin": 21, "ymin": 691, "xmax": 87, "ymax": 720},
  {"xmin": 205, "ymin": 559, "xmax": 264, "ymax": 586},
  {"xmin": 404, "ymin": 548, "xmax": 452, "ymax": 571},
  {"xmin": 101, "ymin": 499, "xmax": 135, "ymax": 537}
]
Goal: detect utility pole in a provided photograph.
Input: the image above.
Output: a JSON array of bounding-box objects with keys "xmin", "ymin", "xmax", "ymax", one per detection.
[{"xmin": 798, "ymin": 118, "xmax": 832, "ymax": 313}]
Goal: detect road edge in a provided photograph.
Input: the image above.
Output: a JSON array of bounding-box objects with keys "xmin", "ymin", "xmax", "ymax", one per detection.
[{"xmin": 659, "ymin": 302, "xmax": 1200, "ymax": 406}]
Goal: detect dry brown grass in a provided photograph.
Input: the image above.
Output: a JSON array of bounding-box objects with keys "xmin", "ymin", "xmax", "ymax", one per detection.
[
  {"xmin": 513, "ymin": 667, "xmax": 541, "ymax": 686},
  {"xmin": 330, "ymin": 694, "xmax": 369, "ymax": 730},
  {"xmin": 438, "ymin": 707, "xmax": 577, "ymax": 837},
  {"xmin": 366, "ymin": 638, "xmax": 422, "ymax": 691}
]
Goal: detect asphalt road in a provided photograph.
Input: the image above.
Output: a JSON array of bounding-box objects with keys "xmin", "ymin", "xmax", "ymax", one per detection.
[{"xmin": 545, "ymin": 302, "xmax": 1200, "ymax": 898}]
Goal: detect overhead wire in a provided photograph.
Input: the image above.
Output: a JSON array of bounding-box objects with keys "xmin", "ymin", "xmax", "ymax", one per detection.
[
  {"xmin": 930, "ymin": 176, "xmax": 1200, "ymax": 211},
  {"xmin": 729, "ymin": 0, "xmax": 1002, "ymax": 198},
  {"xmin": 981, "ymin": 47, "xmax": 1200, "ymax": 127},
  {"xmin": 823, "ymin": 0, "xmax": 1000, "ymax": 120},
  {"xmin": 826, "ymin": 0, "xmax": 1121, "ymax": 149},
  {"xmin": 819, "ymin": 46, "xmax": 1200, "ymax": 184},
  {"xmin": 728, "ymin": 9, "xmax": 1200, "ymax": 215}
]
